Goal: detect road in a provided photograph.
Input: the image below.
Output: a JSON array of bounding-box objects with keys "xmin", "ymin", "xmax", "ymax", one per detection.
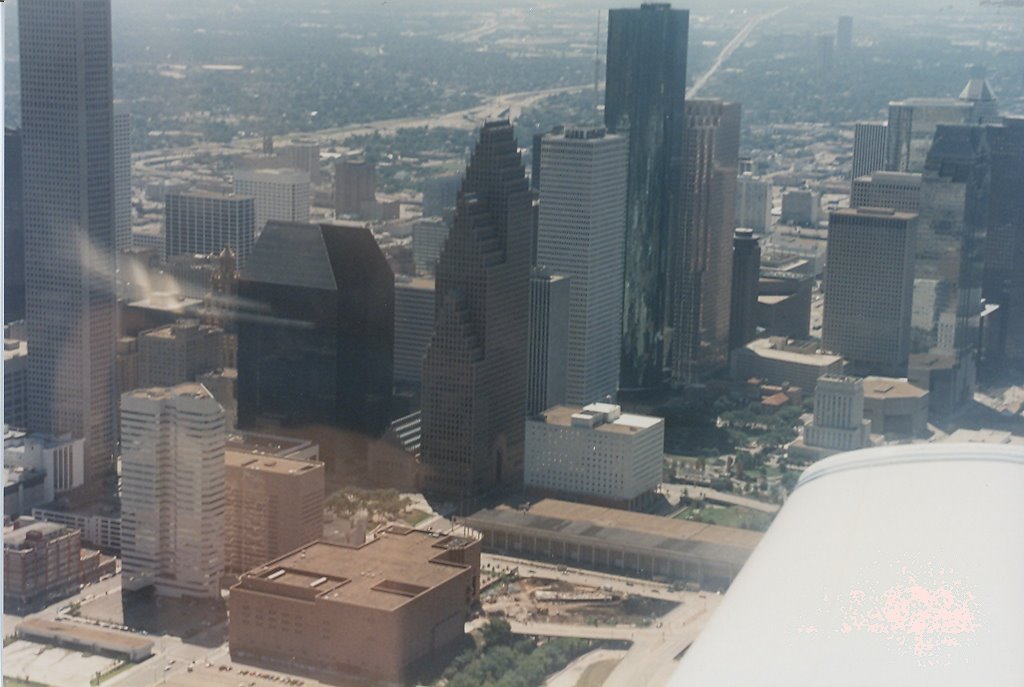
[
  {"xmin": 658, "ymin": 482, "xmax": 780, "ymax": 514},
  {"xmin": 543, "ymin": 649, "xmax": 626, "ymax": 687},
  {"xmin": 687, "ymin": 8, "xmax": 788, "ymax": 98},
  {"xmin": 133, "ymin": 83, "xmax": 590, "ymax": 180}
]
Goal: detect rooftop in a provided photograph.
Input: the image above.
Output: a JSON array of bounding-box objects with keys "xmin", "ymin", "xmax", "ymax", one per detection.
[
  {"xmin": 466, "ymin": 499, "xmax": 761, "ymax": 569},
  {"xmin": 4, "ymin": 520, "xmax": 72, "ymax": 549},
  {"xmin": 124, "ymin": 383, "xmax": 213, "ymax": 402},
  {"xmin": 863, "ymin": 376, "xmax": 929, "ymax": 400},
  {"xmin": 225, "ymin": 451, "xmax": 322, "ymax": 476},
  {"xmin": 234, "ymin": 167, "xmax": 310, "ymax": 184},
  {"xmin": 536, "ymin": 404, "xmax": 663, "ymax": 434},
  {"xmin": 234, "ymin": 527, "xmax": 477, "ymax": 611},
  {"xmin": 17, "ymin": 619, "xmax": 153, "ymax": 654},
  {"xmin": 742, "ymin": 338, "xmax": 843, "ymax": 366},
  {"xmin": 225, "ymin": 431, "xmax": 314, "ymax": 459}
]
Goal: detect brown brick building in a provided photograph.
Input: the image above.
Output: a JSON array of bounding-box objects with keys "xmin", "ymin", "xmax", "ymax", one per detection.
[
  {"xmin": 3, "ymin": 519, "xmax": 113, "ymax": 610},
  {"xmin": 224, "ymin": 432, "xmax": 324, "ymax": 574},
  {"xmin": 229, "ymin": 526, "xmax": 480, "ymax": 682}
]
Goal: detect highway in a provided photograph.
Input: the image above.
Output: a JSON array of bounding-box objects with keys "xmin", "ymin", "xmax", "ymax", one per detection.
[{"xmin": 687, "ymin": 7, "xmax": 788, "ymax": 99}]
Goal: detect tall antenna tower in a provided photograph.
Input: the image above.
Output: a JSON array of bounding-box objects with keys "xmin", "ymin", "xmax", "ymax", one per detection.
[{"xmin": 594, "ymin": 10, "xmax": 602, "ymax": 117}]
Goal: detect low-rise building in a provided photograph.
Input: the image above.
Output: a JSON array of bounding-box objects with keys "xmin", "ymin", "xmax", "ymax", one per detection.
[
  {"xmin": 525, "ymin": 404, "xmax": 663, "ymax": 511},
  {"xmin": 225, "ymin": 432, "xmax": 324, "ymax": 575},
  {"xmin": 4, "ymin": 519, "xmax": 82, "ymax": 610},
  {"xmin": 861, "ymin": 376, "xmax": 930, "ymax": 438},
  {"xmin": 731, "ymin": 337, "xmax": 844, "ymax": 393},
  {"xmin": 4, "ymin": 430, "xmax": 85, "ymax": 516},
  {"xmin": 790, "ymin": 375, "xmax": 872, "ymax": 462},
  {"xmin": 464, "ymin": 499, "xmax": 761, "ymax": 591},
  {"xmin": 229, "ymin": 526, "xmax": 480, "ymax": 682}
]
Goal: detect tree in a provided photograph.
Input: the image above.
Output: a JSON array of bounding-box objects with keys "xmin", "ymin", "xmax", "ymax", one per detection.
[{"xmin": 481, "ymin": 618, "xmax": 514, "ymax": 648}]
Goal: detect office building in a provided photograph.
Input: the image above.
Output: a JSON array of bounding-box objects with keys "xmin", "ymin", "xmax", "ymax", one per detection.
[
  {"xmin": 233, "ymin": 167, "xmax": 311, "ymax": 236},
  {"xmin": 5, "ymin": 332, "xmax": 29, "ymax": 429},
  {"xmin": 4, "ymin": 520, "xmax": 84, "ymax": 610},
  {"xmin": 411, "ymin": 218, "xmax": 450, "ymax": 276},
  {"xmin": 525, "ymin": 404, "xmax": 663, "ymax": 511},
  {"xmin": 536, "ymin": 127, "xmax": 628, "ymax": 405},
  {"xmin": 19, "ymin": 0, "xmax": 118, "ymax": 499},
  {"xmin": 421, "ymin": 121, "xmax": 532, "ymax": 508},
  {"xmin": 757, "ymin": 272, "xmax": 812, "ymax": 340},
  {"xmin": 238, "ymin": 221, "xmax": 394, "ymax": 452},
  {"xmin": 465, "ymin": 499, "xmax": 761, "ymax": 590},
  {"xmin": 165, "ymin": 191, "xmax": 256, "ymax": 268},
  {"xmin": 861, "ymin": 376, "xmax": 929, "ymax": 438},
  {"xmin": 729, "ymin": 229, "xmax": 761, "ymax": 351},
  {"xmin": 334, "ymin": 158, "xmax": 376, "ymax": 216},
  {"xmin": 225, "ymin": 432, "xmax": 324, "ymax": 574},
  {"xmin": 780, "ymin": 190, "xmax": 820, "ymax": 226},
  {"xmin": 851, "ymin": 122, "xmax": 887, "ymax": 179},
  {"xmin": 731, "ymin": 338, "xmax": 844, "ymax": 393},
  {"xmin": 229, "ymin": 527, "xmax": 481, "ymax": 682},
  {"xmin": 279, "ymin": 136, "xmax": 321, "ymax": 185},
  {"xmin": 5, "ymin": 128, "xmax": 25, "ymax": 323},
  {"xmin": 5, "ymin": 430, "xmax": 86, "ymax": 513},
  {"xmin": 121, "ymin": 384, "xmax": 226, "ymax": 599},
  {"xmin": 836, "ymin": 16, "xmax": 853, "ymax": 54},
  {"xmin": 816, "ymin": 34, "xmax": 834, "ymax": 74},
  {"xmin": 393, "ymin": 276, "xmax": 436, "ymax": 386},
  {"xmin": 959, "ymin": 66, "xmax": 999, "ymax": 123},
  {"xmin": 793, "ymin": 376, "xmax": 871, "ymax": 461},
  {"xmin": 850, "ymin": 171, "xmax": 921, "ymax": 213},
  {"xmin": 605, "ymin": 3, "xmax": 689, "ymax": 389},
  {"xmin": 823, "ymin": 208, "xmax": 916, "ymax": 376},
  {"xmin": 421, "ymin": 175, "xmax": 462, "ymax": 219},
  {"xmin": 982, "ymin": 118, "xmax": 1024, "ymax": 362},
  {"xmin": 137, "ymin": 320, "xmax": 224, "ymax": 388},
  {"xmin": 885, "ymin": 98, "xmax": 974, "ymax": 172},
  {"xmin": 113, "ymin": 104, "xmax": 132, "ymax": 255},
  {"xmin": 526, "ymin": 271, "xmax": 570, "ymax": 415},
  {"xmin": 673, "ymin": 99, "xmax": 741, "ymax": 384},
  {"xmin": 912, "ymin": 124, "xmax": 989, "ymax": 410},
  {"xmin": 29, "ymin": 505, "xmax": 121, "ymax": 553},
  {"xmin": 116, "ymin": 336, "xmax": 139, "ymax": 397},
  {"xmin": 198, "ymin": 368, "xmax": 237, "ymax": 431},
  {"xmin": 735, "ymin": 173, "xmax": 772, "ymax": 234}
]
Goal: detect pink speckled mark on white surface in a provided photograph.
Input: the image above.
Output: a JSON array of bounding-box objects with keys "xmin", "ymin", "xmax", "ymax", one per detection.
[{"xmin": 840, "ymin": 564, "xmax": 979, "ymax": 664}]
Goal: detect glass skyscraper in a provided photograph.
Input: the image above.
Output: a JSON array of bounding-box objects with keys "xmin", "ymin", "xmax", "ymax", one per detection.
[
  {"xmin": 605, "ymin": 3, "xmax": 689, "ymax": 390},
  {"xmin": 19, "ymin": 0, "xmax": 118, "ymax": 498}
]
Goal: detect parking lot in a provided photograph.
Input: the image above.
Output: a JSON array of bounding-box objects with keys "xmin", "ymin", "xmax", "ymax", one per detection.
[{"xmin": 2, "ymin": 639, "xmax": 122, "ymax": 687}]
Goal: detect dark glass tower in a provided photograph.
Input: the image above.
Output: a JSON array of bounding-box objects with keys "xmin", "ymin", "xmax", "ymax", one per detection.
[
  {"xmin": 982, "ymin": 118, "xmax": 1024, "ymax": 362},
  {"xmin": 729, "ymin": 228, "xmax": 761, "ymax": 352},
  {"xmin": 20, "ymin": 0, "xmax": 118, "ymax": 498},
  {"xmin": 5, "ymin": 128, "xmax": 25, "ymax": 323},
  {"xmin": 605, "ymin": 3, "xmax": 689, "ymax": 390},
  {"xmin": 420, "ymin": 121, "xmax": 532, "ymax": 510},
  {"xmin": 237, "ymin": 221, "xmax": 394, "ymax": 468}
]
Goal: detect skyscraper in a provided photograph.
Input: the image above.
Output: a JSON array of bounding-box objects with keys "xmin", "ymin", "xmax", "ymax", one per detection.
[
  {"xmin": 959, "ymin": 66, "xmax": 999, "ymax": 123},
  {"xmin": 536, "ymin": 127, "xmax": 628, "ymax": 406},
  {"xmin": 333, "ymin": 158, "xmax": 376, "ymax": 217},
  {"xmin": 120, "ymin": 384, "xmax": 225, "ymax": 599},
  {"xmin": 885, "ymin": 98, "xmax": 974, "ymax": 173},
  {"xmin": 233, "ymin": 167, "xmax": 311, "ymax": 237},
  {"xmin": 164, "ymin": 191, "xmax": 256, "ymax": 268},
  {"xmin": 735, "ymin": 173, "xmax": 772, "ymax": 234},
  {"xmin": 672, "ymin": 99, "xmax": 741, "ymax": 384},
  {"xmin": 4, "ymin": 128, "xmax": 25, "ymax": 324},
  {"xmin": 982, "ymin": 118, "xmax": 1024, "ymax": 362},
  {"xmin": 113, "ymin": 103, "xmax": 132, "ymax": 255},
  {"xmin": 19, "ymin": 0, "xmax": 118, "ymax": 498},
  {"xmin": 526, "ymin": 271, "xmax": 570, "ymax": 415},
  {"xmin": 605, "ymin": 3, "xmax": 688, "ymax": 390},
  {"xmin": 237, "ymin": 221, "xmax": 394, "ymax": 453},
  {"xmin": 851, "ymin": 171, "xmax": 921, "ymax": 213},
  {"xmin": 823, "ymin": 208, "xmax": 917, "ymax": 376},
  {"xmin": 729, "ymin": 228, "xmax": 761, "ymax": 352},
  {"xmin": 816, "ymin": 34, "xmax": 834, "ymax": 75},
  {"xmin": 851, "ymin": 122, "xmax": 887, "ymax": 180},
  {"xmin": 420, "ymin": 121, "xmax": 532, "ymax": 508},
  {"xmin": 393, "ymin": 276, "xmax": 436, "ymax": 386},
  {"xmin": 911, "ymin": 124, "xmax": 989, "ymax": 409},
  {"xmin": 836, "ymin": 16, "xmax": 853, "ymax": 55}
]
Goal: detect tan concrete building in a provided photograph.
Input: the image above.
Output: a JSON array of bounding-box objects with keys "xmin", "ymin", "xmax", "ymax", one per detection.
[
  {"xmin": 730, "ymin": 337, "xmax": 844, "ymax": 393},
  {"xmin": 138, "ymin": 319, "xmax": 224, "ymax": 388},
  {"xmin": 862, "ymin": 376, "xmax": 930, "ymax": 438},
  {"xmin": 229, "ymin": 526, "xmax": 481, "ymax": 682},
  {"xmin": 225, "ymin": 432, "xmax": 324, "ymax": 574},
  {"xmin": 464, "ymin": 499, "xmax": 761, "ymax": 591}
]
